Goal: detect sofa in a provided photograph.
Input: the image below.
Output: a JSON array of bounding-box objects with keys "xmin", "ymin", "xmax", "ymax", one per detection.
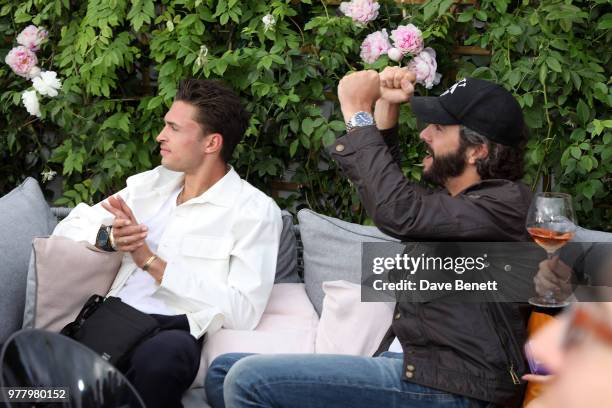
[{"xmin": 2, "ymin": 177, "xmax": 611, "ymax": 408}]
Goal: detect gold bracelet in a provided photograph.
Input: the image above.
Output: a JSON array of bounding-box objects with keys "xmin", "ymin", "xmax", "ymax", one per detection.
[{"xmin": 142, "ymin": 255, "xmax": 158, "ymax": 271}]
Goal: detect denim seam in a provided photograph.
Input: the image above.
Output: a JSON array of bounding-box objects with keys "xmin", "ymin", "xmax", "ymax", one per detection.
[{"xmin": 247, "ymin": 379, "xmax": 456, "ymax": 401}]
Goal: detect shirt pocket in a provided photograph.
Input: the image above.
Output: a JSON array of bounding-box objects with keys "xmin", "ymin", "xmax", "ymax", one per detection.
[
  {"xmin": 179, "ymin": 235, "xmax": 232, "ymax": 282},
  {"xmin": 180, "ymin": 235, "xmax": 232, "ymax": 259}
]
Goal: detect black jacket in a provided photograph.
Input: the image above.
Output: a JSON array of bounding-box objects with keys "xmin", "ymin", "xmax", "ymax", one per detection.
[{"xmin": 329, "ymin": 126, "xmax": 533, "ymax": 407}]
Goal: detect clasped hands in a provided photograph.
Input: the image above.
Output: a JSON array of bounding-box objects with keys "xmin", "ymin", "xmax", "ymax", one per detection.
[
  {"xmin": 337, "ymin": 66, "xmax": 417, "ymax": 123},
  {"xmin": 101, "ymin": 196, "xmax": 154, "ymax": 269}
]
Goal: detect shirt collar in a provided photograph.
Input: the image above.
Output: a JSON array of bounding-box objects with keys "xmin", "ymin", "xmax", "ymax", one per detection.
[{"xmin": 184, "ymin": 166, "xmax": 242, "ymax": 207}]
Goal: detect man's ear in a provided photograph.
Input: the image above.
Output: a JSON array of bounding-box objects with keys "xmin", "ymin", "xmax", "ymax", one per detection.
[
  {"xmin": 203, "ymin": 133, "xmax": 223, "ymax": 155},
  {"xmin": 467, "ymin": 143, "xmax": 489, "ymax": 165}
]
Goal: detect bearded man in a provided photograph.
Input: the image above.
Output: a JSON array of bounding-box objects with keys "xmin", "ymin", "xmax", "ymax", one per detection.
[{"xmin": 205, "ymin": 69, "xmax": 532, "ymax": 408}]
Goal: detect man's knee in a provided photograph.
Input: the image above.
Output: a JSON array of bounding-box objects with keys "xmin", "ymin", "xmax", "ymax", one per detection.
[
  {"xmin": 131, "ymin": 330, "xmax": 200, "ymax": 378},
  {"xmin": 205, "ymin": 353, "xmax": 253, "ymax": 408},
  {"xmin": 223, "ymin": 354, "xmax": 282, "ymax": 404},
  {"xmin": 207, "ymin": 353, "xmax": 251, "ymax": 381}
]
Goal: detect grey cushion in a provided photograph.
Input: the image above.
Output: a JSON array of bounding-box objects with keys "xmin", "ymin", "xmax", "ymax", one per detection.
[
  {"xmin": 573, "ymin": 226, "xmax": 612, "ymax": 243},
  {"xmin": 0, "ymin": 178, "xmax": 56, "ymax": 344},
  {"xmin": 297, "ymin": 208, "xmax": 400, "ymax": 315},
  {"xmin": 274, "ymin": 210, "xmax": 299, "ymax": 283}
]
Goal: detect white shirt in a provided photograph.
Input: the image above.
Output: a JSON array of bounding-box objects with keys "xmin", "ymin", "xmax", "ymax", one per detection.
[
  {"xmin": 53, "ymin": 165, "xmax": 283, "ymax": 339},
  {"xmin": 389, "ymin": 337, "xmax": 403, "ymax": 353},
  {"xmin": 115, "ymin": 186, "xmax": 181, "ymax": 315}
]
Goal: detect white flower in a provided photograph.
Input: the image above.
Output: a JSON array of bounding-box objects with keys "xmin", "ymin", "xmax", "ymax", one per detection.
[
  {"xmin": 22, "ymin": 90, "xmax": 41, "ymax": 117},
  {"xmin": 262, "ymin": 14, "xmax": 276, "ymax": 31},
  {"xmin": 195, "ymin": 45, "xmax": 208, "ymax": 67},
  {"xmin": 41, "ymin": 169, "xmax": 57, "ymax": 183},
  {"xmin": 32, "ymin": 71, "xmax": 62, "ymax": 97},
  {"xmin": 339, "ymin": 0, "xmax": 379, "ymax": 25},
  {"xmin": 387, "ymin": 47, "xmax": 403, "ymax": 62}
]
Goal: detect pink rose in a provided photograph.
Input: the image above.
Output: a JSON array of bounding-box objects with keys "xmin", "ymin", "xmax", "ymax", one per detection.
[
  {"xmin": 360, "ymin": 29, "xmax": 391, "ymax": 64},
  {"xmin": 339, "ymin": 0, "xmax": 379, "ymax": 25},
  {"xmin": 408, "ymin": 47, "xmax": 442, "ymax": 89},
  {"xmin": 390, "ymin": 24, "xmax": 424, "ymax": 56},
  {"xmin": 16, "ymin": 25, "xmax": 48, "ymax": 51},
  {"xmin": 4, "ymin": 46, "xmax": 38, "ymax": 78}
]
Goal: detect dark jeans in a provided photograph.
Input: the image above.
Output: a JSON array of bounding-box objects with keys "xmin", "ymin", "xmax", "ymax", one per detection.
[
  {"xmin": 205, "ymin": 352, "xmax": 491, "ymax": 408},
  {"xmin": 121, "ymin": 314, "xmax": 202, "ymax": 408}
]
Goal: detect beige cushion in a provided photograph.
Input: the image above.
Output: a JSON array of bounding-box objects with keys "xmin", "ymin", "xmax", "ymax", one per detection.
[
  {"xmin": 192, "ymin": 283, "xmax": 319, "ymax": 387},
  {"xmin": 24, "ymin": 236, "xmax": 123, "ymax": 332},
  {"xmin": 315, "ymin": 280, "xmax": 394, "ymax": 356}
]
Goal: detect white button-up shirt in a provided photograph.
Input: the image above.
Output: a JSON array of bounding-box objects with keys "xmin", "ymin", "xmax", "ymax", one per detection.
[{"xmin": 53, "ymin": 165, "xmax": 283, "ymax": 339}]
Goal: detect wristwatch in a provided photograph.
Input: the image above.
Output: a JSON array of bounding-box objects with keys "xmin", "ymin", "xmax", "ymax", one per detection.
[
  {"xmin": 95, "ymin": 225, "xmax": 116, "ymax": 252},
  {"xmin": 346, "ymin": 111, "xmax": 375, "ymax": 132}
]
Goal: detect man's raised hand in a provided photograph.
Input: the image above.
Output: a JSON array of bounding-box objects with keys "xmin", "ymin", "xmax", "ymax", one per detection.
[
  {"xmin": 379, "ymin": 67, "xmax": 416, "ymax": 104},
  {"xmin": 337, "ymin": 70, "xmax": 381, "ymax": 122}
]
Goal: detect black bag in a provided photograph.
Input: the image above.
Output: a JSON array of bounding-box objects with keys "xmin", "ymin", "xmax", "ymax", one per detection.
[{"xmin": 61, "ymin": 295, "xmax": 160, "ymax": 368}]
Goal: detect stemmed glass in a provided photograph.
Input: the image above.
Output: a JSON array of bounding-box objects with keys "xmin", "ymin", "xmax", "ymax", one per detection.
[{"xmin": 526, "ymin": 192, "xmax": 577, "ymax": 308}]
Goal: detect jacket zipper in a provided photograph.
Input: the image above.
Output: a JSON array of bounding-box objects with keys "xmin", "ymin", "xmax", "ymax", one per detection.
[{"xmin": 486, "ymin": 304, "xmax": 523, "ymax": 385}]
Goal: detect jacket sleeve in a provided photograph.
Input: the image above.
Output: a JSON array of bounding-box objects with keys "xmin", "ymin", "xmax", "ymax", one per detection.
[
  {"xmin": 52, "ymin": 188, "xmax": 129, "ymax": 244},
  {"xmin": 328, "ymin": 126, "xmax": 525, "ymax": 241},
  {"xmin": 158, "ymin": 200, "xmax": 283, "ymax": 337},
  {"xmin": 380, "ymin": 126, "xmax": 402, "ymax": 166}
]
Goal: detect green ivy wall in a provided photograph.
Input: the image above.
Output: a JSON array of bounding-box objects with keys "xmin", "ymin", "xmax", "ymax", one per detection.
[{"xmin": 0, "ymin": 0, "xmax": 610, "ymax": 229}]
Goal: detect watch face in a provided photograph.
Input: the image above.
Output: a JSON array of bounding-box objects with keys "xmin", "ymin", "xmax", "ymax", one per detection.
[
  {"xmin": 352, "ymin": 111, "xmax": 374, "ymax": 127},
  {"xmin": 97, "ymin": 227, "xmax": 110, "ymax": 247}
]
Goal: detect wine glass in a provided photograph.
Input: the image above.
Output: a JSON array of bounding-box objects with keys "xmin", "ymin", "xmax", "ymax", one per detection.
[{"xmin": 526, "ymin": 192, "xmax": 577, "ymax": 308}]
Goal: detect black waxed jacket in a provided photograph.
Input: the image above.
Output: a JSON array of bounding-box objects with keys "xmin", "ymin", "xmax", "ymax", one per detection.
[{"xmin": 328, "ymin": 126, "xmax": 533, "ymax": 407}]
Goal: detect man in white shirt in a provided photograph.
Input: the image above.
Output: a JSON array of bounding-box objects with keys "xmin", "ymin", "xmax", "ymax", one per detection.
[{"xmin": 53, "ymin": 79, "xmax": 283, "ymax": 408}]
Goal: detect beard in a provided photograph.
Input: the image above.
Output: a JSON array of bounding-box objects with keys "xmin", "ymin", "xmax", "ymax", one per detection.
[{"xmin": 422, "ymin": 142, "xmax": 469, "ymax": 186}]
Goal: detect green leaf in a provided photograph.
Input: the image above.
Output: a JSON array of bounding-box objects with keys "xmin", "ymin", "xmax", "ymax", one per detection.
[
  {"xmin": 550, "ymin": 39, "xmax": 568, "ymax": 50},
  {"xmin": 147, "ymin": 96, "xmax": 163, "ymax": 110},
  {"xmin": 329, "ymin": 120, "xmax": 346, "ymax": 132},
  {"xmin": 423, "ymin": 1, "xmax": 438, "ymax": 21},
  {"xmin": 570, "ymin": 72, "xmax": 581, "ymax": 90},
  {"xmin": 0, "ymin": 5, "xmax": 12, "ymax": 16},
  {"xmin": 457, "ymin": 12, "xmax": 473, "ymax": 23},
  {"xmin": 580, "ymin": 156, "xmax": 592, "ymax": 172},
  {"xmin": 546, "ymin": 57, "xmax": 562, "ymax": 73},
  {"xmin": 492, "ymin": 0, "xmax": 508, "ymax": 13},
  {"xmin": 570, "ymin": 146, "xmax": 582, "ymax": 160},
  {"xmin": 507, "ymin": 25, "xmax": 522, "ymax": 36},
  {"xmin": 602, "ymin": 146, "xmax": 612, "ymax": 162},
  {"xmin": 570, "ymin": 129, "xmax": 586, "ymax": 141},
  {"xmin": 596, "ymin": 13, "xmax": 612, "ymax": 30},
  {"xmin": 289, "ymin": 139, "xmax": 299, "ymax": 157},
  {"xmin": 301, "ymin": 118, "xmax": 314, "ymax": 136},
  {"xmin": 438, "ymin": 0, "xmax": 454, "ymax": 16},
  {"xmin": 539, "ymin": 64, "xmax": 547, "ymax": 84},
  {"xmin": 576, "ymin": 99, "xmax": 589, "ymax": 125},
  {"xmin": 475, "ymin": 10, "xmax": 488, "ymax": 21}
]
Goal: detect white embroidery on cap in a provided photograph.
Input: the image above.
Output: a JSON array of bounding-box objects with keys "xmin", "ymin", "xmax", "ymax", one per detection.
[{"xmin": 441, "ymin": 78, "xmax": 467, "ymax": 96}]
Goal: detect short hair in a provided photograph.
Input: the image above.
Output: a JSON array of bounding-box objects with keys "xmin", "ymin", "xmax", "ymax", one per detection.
[
  {"xmin": 175, "ymin": 79, "xmax": 250, "ymax": 163},
  {"xmin": 459, "ymin": 125, "xmax": 527, "ymax": 181}
]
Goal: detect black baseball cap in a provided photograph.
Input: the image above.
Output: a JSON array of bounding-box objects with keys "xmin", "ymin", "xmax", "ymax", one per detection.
[{"xmin": 410, "ymin": 78, "xmax": 525, "ymax": 147}]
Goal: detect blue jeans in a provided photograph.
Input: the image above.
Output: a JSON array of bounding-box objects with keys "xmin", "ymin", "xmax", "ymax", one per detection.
[{"xmin": 205, "ymin": 352, "xmax": 490, "ymax": 408}]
